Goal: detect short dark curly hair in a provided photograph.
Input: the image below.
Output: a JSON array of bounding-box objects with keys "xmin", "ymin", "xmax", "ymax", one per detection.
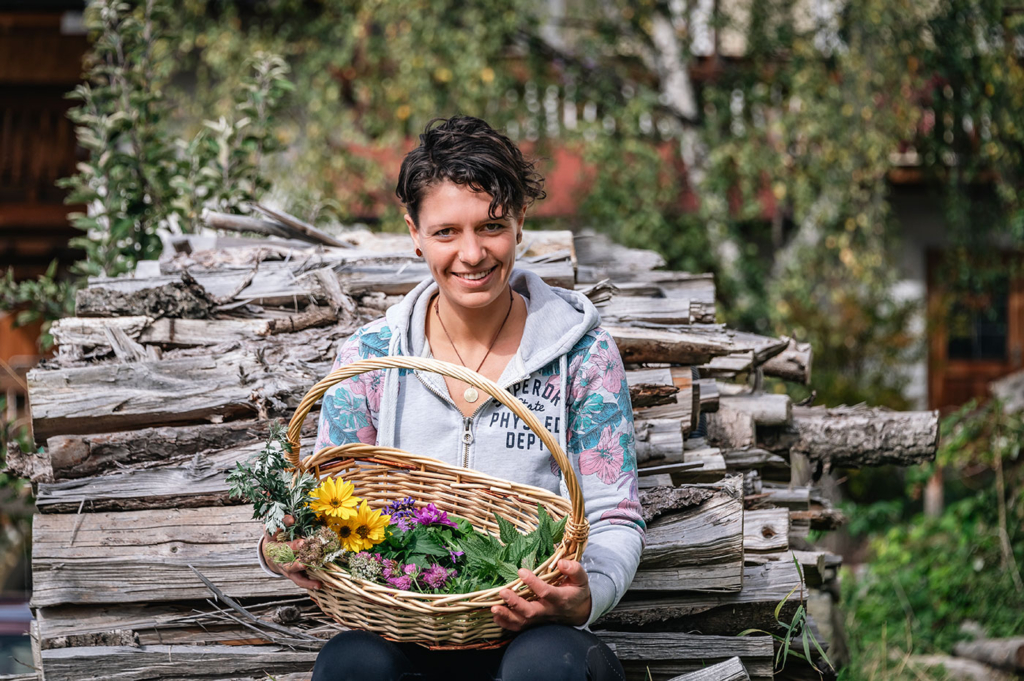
[{"xmin": 396, "ymin": 116, "xmax": 546, "ymax": 228}]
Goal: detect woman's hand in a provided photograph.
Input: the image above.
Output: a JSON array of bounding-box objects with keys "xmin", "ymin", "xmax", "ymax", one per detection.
[
  {"xmin": 261, "ymin": 515, "xmax": 322, "ymax": 591},
  {"xmin": 490, "ymin": 559, "xmax": 592, "ymax": 631}
]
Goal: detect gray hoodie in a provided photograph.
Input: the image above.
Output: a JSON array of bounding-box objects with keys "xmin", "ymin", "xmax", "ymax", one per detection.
[{"xmin": 260, "ymin": 268, "xmax": 645, "ymax": 627}]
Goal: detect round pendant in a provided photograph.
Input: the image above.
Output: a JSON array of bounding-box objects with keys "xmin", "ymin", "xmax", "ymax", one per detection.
[{"xmin": 464, "ymin": 387, "xmax": 479, "ymax": 403}]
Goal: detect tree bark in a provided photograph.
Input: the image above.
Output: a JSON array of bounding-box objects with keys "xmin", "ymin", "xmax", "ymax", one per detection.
[{"xmin": 757, "ymin": 405, "xmax": 940, "ymax": 469}]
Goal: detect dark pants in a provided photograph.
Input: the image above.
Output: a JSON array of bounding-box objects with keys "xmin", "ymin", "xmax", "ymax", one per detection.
[{"xmin": 310, "ymin": 627, "xmax": 626, "ymax": 681}]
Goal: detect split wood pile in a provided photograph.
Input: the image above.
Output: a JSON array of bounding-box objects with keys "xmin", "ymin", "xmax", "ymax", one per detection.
[{"xmin": 6, "ymin": 228, "xmax": 941, "ymax": 681}]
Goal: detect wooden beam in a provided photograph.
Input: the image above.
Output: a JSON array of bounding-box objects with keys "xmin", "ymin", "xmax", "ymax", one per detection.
[
  {"xmin": 595, "ymin": 632, "xmax": 773, "ymax": 681},
  {"xmin": 667, "ymin": 656, "xmax": 751, "ymax": 681},
  {"xmin": 40, "ymin": 644, "xmax": 319, "ymax": 681},
  {"xmin": 31, "ymin": 506, "xmax": 303, "ymax": 608}
]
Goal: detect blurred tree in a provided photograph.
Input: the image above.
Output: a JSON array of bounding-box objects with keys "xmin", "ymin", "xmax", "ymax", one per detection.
[{"xmin": 154, "ymin": 0, "xmax": 1023, "ymax": 408}]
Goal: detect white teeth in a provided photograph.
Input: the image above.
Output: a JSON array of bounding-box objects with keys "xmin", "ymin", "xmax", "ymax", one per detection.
[{"xmin": 457, "ymin": 269, "xmax": 491, "ymax": 280}]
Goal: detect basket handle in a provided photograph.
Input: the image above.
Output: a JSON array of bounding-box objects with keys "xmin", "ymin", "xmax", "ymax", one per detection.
[{"xmin": 286, "ymin": 355, "xmax": 588, "ymax": 552}]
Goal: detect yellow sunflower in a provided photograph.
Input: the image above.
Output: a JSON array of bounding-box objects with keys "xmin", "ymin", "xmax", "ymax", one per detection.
[
  {"xmin": 331, "ymin": 500, "xmax": 391, "ymax": 553},
  {"xmin": 307, "ymin": 476, "xmax": 359, "ymax": 520}
]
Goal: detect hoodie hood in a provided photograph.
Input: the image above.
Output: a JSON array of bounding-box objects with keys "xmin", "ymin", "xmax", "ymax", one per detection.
[{"xmin": 384, "ymin": 268, "xmax": 601, "ymax": 377}]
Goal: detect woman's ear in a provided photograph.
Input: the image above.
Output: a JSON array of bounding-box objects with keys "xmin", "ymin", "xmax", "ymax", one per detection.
[{"xmin": 405, "ymin": 213, "xmax": 421, "ymax": 252}]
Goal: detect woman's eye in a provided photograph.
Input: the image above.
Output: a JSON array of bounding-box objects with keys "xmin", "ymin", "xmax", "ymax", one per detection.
[
  {"xmin": 434, "ymin": 228, "xmax": 453, "ymax": 237},
  {"xmin": 483, "ymin": 223, "xmax": 505, "ymax": 232}
]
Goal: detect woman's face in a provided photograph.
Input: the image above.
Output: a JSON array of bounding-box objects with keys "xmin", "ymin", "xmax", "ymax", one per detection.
[{"xmin": 406, "ymin": 179, "xmax": 521, "ymax": 315}]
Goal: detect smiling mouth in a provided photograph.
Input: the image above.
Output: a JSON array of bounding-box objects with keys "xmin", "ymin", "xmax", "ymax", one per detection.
[{"xmin": 452, "ymin": 265, "xmax": 497, "ymax": 281}]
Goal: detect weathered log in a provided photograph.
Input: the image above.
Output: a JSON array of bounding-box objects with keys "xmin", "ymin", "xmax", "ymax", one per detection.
[
  {"xmin": 607, "ymin": 325, "xmax": 787, "ymax": 367},
  {"xmin": 53, "ymin": 308, "xmax": 338, "ymax": 350},
  {"xmin": 596, "ymin": 295, "xmax": 697, "ymax": 326},
  {"xmin": 721, "ymin": 447, "xmax": 789, "ymax": 476},
  {"xmin": 758, "ymin": 406, "xmax": 940, "ymax": 469},
  {"xmin": 720, "ymin": 393, "xmax": 792, "ymax": 427},
  {"xmin": 80, "ymin": 258, "xmax": 574, "ymax": 312},
  {"xmin": 595, "ymin": 632, "xmax": 773, "ymax": 681},
  {"xmin": 40, "ymin": 644, "xmax": 319, "ymax": 681},
  {"xmin": 202, "ymin": 210, "xmax": 306, "ymax": 242},
  {"xmin": 699, "ymin": 352, "xmax": 753, "ymax": 378},
  {"xmin": 633, "ymin": 488, "xmax": 744, "ymax": 592},
  {"xmin": 706, "ymin": 404, "xmax": 757, "ymax": 449},
  {"xmin": 671, "ymin": 448, "xmax": 726, "ymax": 483},
  {"xmin": 953, "ymin": 637, "xmax": 1024, "ymax": 673},
  {"xmin": 638, "ymin": 486, "xmax": 716, "ymax": 524},
  {"xmin": 573, "ymin": 230, "xmax": 666, "ymax": 282},
  {"xmin": 27, "ymin": 325, "xmax": 347, "ymax": 441},
  {"xmin": 634, "ymin": 419, "xmax": 686, "ymax": 464},
  {"xmin": 742, "ymin": 509, "xmax": 790, "ymax": 553},
  {"xmin": 747, "ymin": 550, "xmax": 840, "ymax": 588},
  {"xmin": 762, "ymin": 336, "xmax": 813, "ymax": 385},
  {"xmin": 12, "ymin": 418, "xmax": 315, "ymax": 484},
  {"xmin": 598, "ymin": 560, "xmax": 804, "ymax": 630},
  {"xmin": 626, "ymin": 368, "xmax": 679, "ymax": 408},
  {"xmin": 35, "ymin": 436, "xmax": 317, "ymax": 512},
  {"xmin": 758, "ymin": 483, "xmax": 810, "ymax": 509},
  {"xmin": 31, "ymin": 506, "xmax": 302, "ymax": 608},
  {"xmin": 76, "ymin": 272, "xmax": 220, "ymax": 318},
  {"xmin": 790, "ymin": 507, "xmax": 848, "ymax": 531},
  {"xmin": 36, "ymin": 598, "xmax": 330, "ymax": 648},
  {"xmin": 635, "ymin": 393, "xmax": 693, "ymax": 434},
  {"xmin": 598, "ymin": 633, "xmax": 771, "ymax": 681},
  {"xmin": 667, "ymin": 656, "xmax": 750, "ymax": 681}
]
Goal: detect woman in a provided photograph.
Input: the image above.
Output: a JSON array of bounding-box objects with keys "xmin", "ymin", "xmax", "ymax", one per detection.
[{"xmin": 259, "ymin": 116, "xmax": 645, "ymax": 681}]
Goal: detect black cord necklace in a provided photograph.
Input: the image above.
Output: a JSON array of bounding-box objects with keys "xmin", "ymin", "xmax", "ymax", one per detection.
[{"xmin": 434, "ymin": 286, "xmax": 514, "ymax": 403}]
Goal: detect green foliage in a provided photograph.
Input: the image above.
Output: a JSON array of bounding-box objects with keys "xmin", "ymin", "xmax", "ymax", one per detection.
[
  {"xmin": 741, "ymin": 557, "xmax": 834, "ymax": 674},
  {"xmin": 451, "ymin": 505, "xmax": 566, "ymax": 591},
  {"xmin": 842, "ymin": 401, "xmax": 1024, "ymax": 679},
  {"xmin": 169, "ymin": 51, "xmax": 294, "ymax": 232},
  {"xmin": 58, "ymin": 0, "xmax": 176, "ymax": 278},
  {"xmin": 226, "ymin": 422, "xmax": 318, "ymax": 539},
  {"xmin": 0, "ymin": 261, "xmax": 78, "ymax": 351}
]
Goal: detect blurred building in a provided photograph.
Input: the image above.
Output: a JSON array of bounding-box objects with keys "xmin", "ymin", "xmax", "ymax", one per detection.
[{"xmin": 0, "ymin": 1, "xmax": 86, "ymax": 424}]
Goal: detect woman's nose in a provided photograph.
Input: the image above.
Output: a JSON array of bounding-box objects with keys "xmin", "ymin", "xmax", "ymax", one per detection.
[{"xmin": 458, "ymin": 231, "xmax": 485, "ymax": 265}]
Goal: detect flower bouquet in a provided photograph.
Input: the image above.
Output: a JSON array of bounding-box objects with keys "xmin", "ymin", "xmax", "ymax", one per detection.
[{"xmin": 233, "ymin": 355, "xmax": 587, "ymax": 648}]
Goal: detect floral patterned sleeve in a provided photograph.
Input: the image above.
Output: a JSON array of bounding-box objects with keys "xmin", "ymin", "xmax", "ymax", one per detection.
[
  {"xmin": 565, "ymin": 327, "xmax": 646, "ymax": 627},
  {"xmin": 314, "ymin": 320, "xmax": 389, "ymax": 451}
]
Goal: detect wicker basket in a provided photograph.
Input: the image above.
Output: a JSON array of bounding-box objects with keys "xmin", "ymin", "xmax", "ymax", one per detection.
[{"xmin": 284, "ymin": 356, "xmax": 589, "ymax": 649}]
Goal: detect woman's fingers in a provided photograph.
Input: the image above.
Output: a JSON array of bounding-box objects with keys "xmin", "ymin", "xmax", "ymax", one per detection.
[
  {"xmin": 557, "ymin": 559, "xmax": 589, "ymax": 587},
  {"xmin": 491, "ymin": 603, "xmax": 526, "ymax": 631},
  {"xmin": 281, "ymin": 561, "xmax": 322, "ymax": 590},
  {"xmin": 516, "ymin": 567, "xmax": 555, "ymax": 599}
]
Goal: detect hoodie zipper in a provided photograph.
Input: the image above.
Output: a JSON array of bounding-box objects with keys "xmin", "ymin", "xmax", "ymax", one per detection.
[{"xmin": 415, "ymin": 370, "xmax": 534, "ymax": 470}]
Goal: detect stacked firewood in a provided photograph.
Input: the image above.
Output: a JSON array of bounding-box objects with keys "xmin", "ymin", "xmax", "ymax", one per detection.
[{"xmin": 5, "ymin": 225, "xmax": 940, "ymax": 681}]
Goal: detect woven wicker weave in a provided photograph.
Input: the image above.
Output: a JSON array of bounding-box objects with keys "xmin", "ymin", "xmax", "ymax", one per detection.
[{"xmin": 285, "ymin": 356, "xmax": 589, "ymax": 649}]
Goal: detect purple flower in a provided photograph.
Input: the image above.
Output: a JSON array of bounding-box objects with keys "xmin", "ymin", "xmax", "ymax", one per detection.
[
  {"xmin": 384, "ymin": 497, "xmax": 418, "ymax": 531},
  {"xmin": 381, "ymin": 559, "xmax": 401, "ymax": 580},
  {"xmin": 448, "ymin": 549, "xmax": 464, "ymax": 563},
  {"xmin": 423, "ymin": 564, "xmax": 456, "ymax": 590},
  {"xmin": 386, "ymin": 574, "xmax": 413, "ymax": 591},
  {"xmin": 413, "ymin": 503, "xmax": 458, "ymax": 528},
  {"xmin": 403, "ymin": 563, "xmax": 419, "ymax": 577},
  {"xmin": 383, "ymin": 497, "xmax": 416, "ymax": 516}
]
